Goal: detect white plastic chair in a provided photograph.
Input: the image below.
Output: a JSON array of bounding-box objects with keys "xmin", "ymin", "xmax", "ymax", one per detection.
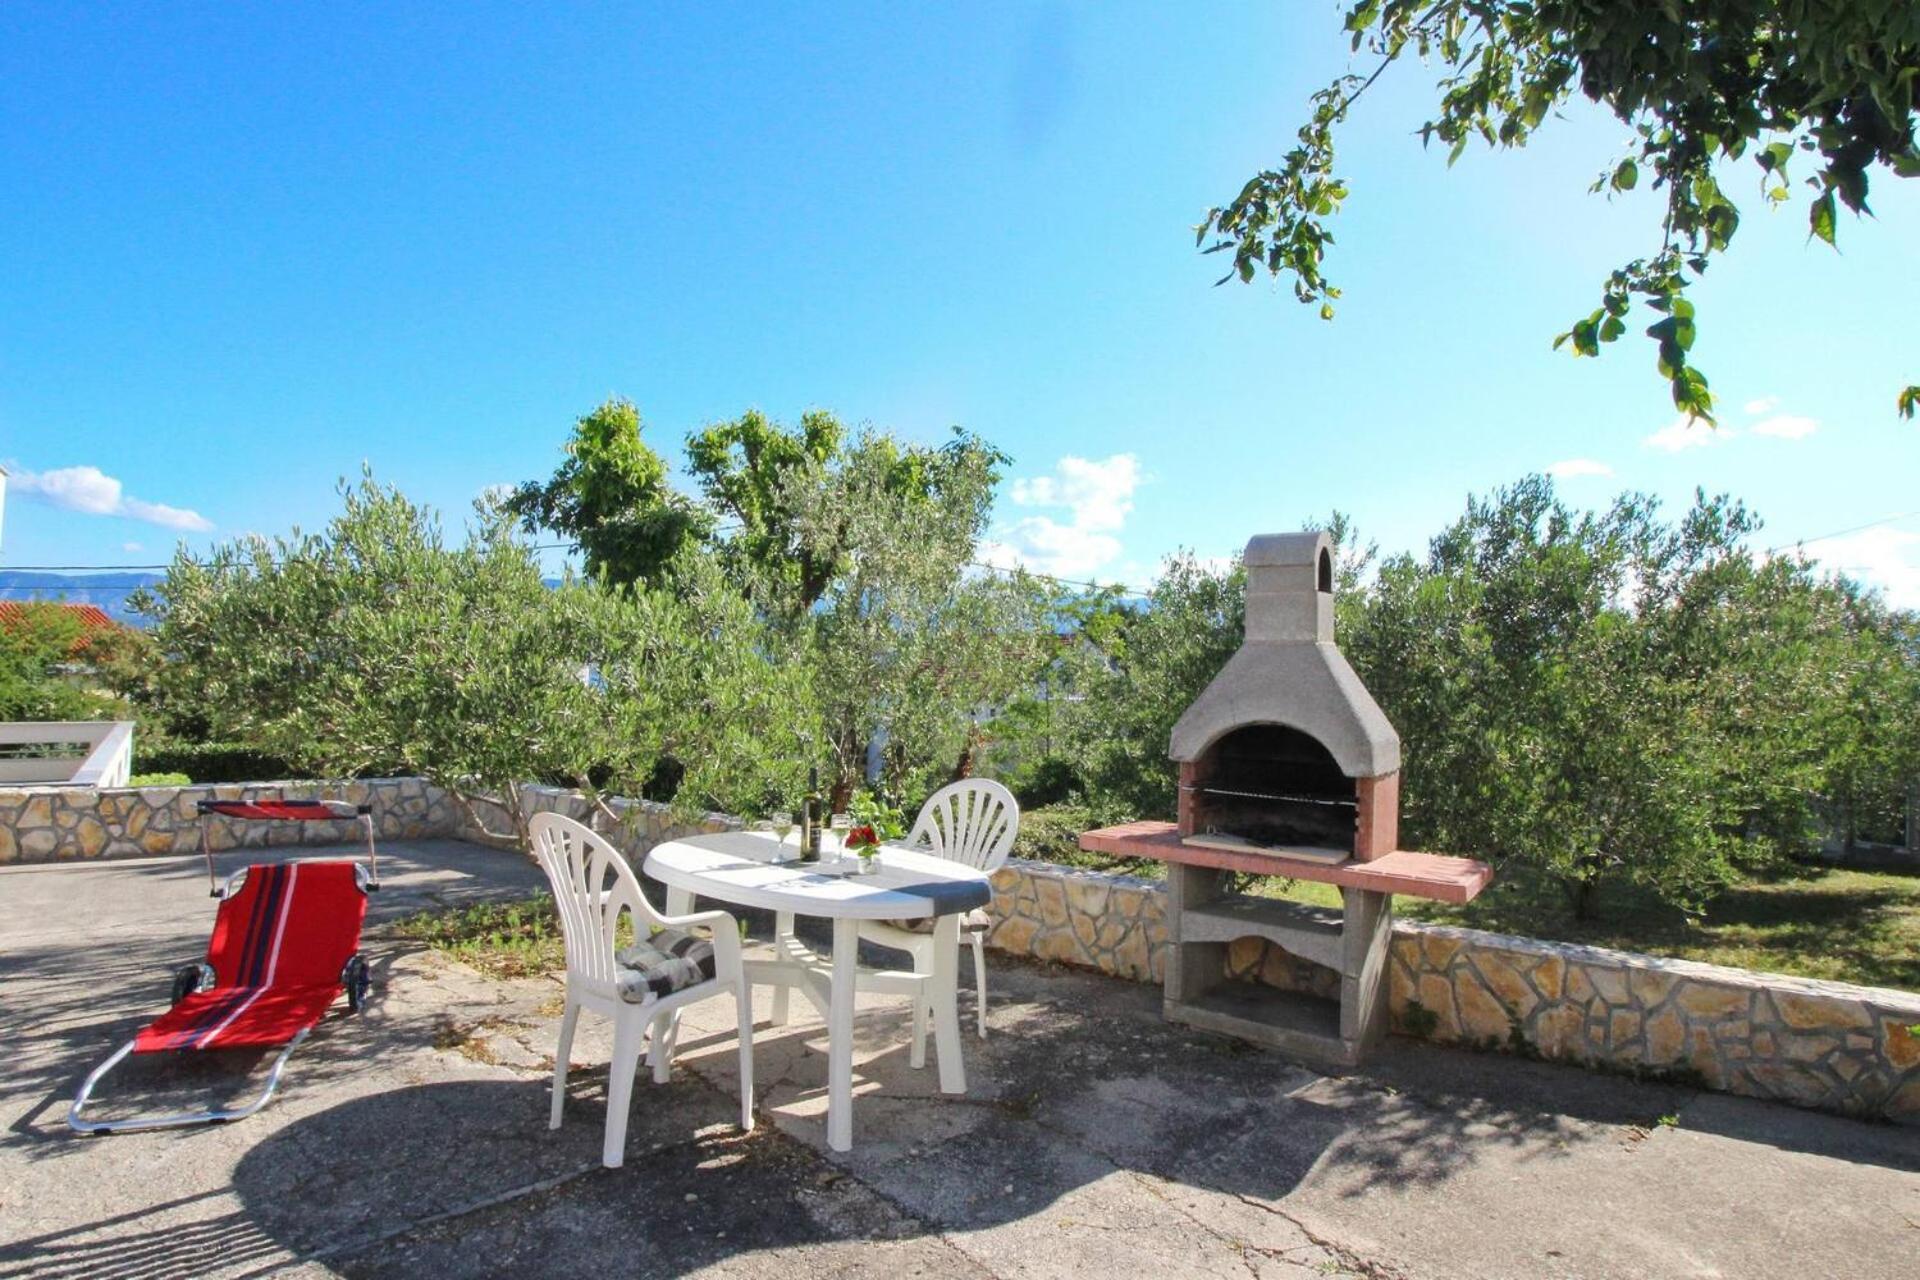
[
  {"xmin": 530, "ymin": 812, "xmax": 754, "ymax": 1168},
  {"xmin": 858, "ymin": 779, "xmax": 1019, "ymax": 1062}
]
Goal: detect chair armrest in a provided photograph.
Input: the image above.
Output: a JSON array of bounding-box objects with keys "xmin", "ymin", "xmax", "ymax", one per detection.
[{"xmin": 654, "ymin": 907, "xmax": 744, "ymax": 981}]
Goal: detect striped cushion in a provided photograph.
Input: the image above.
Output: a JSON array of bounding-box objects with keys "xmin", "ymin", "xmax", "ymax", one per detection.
[
  {"xmin": 883, "ymin": 907, "xmax": 991, "ymax": 935},
  {"xmin": 614, "ymin": 929, "xmax": 716, "ymax": 1005}
]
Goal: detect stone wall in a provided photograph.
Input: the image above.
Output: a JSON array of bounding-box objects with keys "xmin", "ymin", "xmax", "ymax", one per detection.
[
  {"xmin": 984, "ymin": 859, "xmax": 1169, "ymax": 982},
  {"xmin": 1387, "ymin": 925, "xmax": 1920, "ymax": 1123},
  {"xmin": 447, "ymin": 783, "xmax": 741, "ymax": 861},
  {"xmin": 0, "ymin": 777, "xmax": 454, "ymax": 864},
  {"xmin": 986, "ymin": 858, "xmax": 1920, "ymax": 1125}
]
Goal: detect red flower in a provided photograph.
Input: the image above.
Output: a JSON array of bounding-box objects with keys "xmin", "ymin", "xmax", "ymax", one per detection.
[{"xmin": 845, "ymin": 824, "xmax": 881, "ymax": 852}]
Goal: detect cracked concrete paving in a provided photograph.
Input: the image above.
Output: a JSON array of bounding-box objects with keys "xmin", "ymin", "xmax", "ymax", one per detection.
[{"xmin": 3, "ymin": 841, "xmax": 1917, "ymax": 1279}]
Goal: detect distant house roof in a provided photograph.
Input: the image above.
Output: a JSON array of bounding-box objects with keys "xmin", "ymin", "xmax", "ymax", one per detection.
[{"xmin": 0, "ymin": 602, "xmax": 124, "ymax": 656}]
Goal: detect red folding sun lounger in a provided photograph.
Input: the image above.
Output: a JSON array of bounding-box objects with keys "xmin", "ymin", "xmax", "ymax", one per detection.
[{"xmin": 68, "ymin": 799, "xmax": 380, "ymax": 1133}]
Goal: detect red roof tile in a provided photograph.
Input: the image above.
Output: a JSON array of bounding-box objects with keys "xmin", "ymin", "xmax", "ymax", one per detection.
[{"xmin": 0, "ymin": 601, "xmax": 119, "ymax": 633}]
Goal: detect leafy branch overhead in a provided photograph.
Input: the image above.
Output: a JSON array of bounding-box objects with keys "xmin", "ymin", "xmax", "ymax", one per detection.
[{"xmin": 1199, "ymin": 1, "xmax": 1920, "ymax": 420}]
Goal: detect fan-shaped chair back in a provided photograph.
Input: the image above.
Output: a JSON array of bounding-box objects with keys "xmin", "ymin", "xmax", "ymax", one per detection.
[
  {"xmin": 530, "ymin": 813, "xmax": 651, "ymax": 994},
  {"xmin": 908, "ymin": 779, "xmax": 1019, "ymax": 873}
]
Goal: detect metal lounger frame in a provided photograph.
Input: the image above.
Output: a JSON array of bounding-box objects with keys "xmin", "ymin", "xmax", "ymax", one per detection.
[{"xmin": 67, "ymin": 1028, "xmax": 311, "ymax": 1134}]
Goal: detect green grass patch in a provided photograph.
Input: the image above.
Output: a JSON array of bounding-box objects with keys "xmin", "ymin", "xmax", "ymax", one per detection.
[
  {"xmin": 1367, "ymin": 862, "xmax": 1920, "ymax": 991},
  {"xmin": 1025, "ymin": 805, "xmax": 1920, "ymax": 990},
  {"xmin": 392, "ymin": 894, "xmax": 607, "ymax": 979}
]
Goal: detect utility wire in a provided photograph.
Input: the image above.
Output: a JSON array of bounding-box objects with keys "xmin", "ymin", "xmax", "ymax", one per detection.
[
  {"xmin": 1, "ymin": 542, "xmax": 578, "ymax": 572},
  {"xmin": 966, "ymin": 560, "xmax": 1151, "ymax": 596},
  {"xmin": 1766, "ymin": 510, "xmax": 1920, "ymax": 556}
]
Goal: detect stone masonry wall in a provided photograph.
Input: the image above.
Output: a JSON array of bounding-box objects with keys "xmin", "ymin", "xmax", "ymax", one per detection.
[
  {"xmin": 984, "ymin": 859, "xmax": 1169, "ymax": 983},
  {"xmin": 447, "ymin": 783, "xmax": 742, "ymax": 861},
  {"xmin": 987, "ymin": 858, "xmax": 1920, "ymax": 1125},
  {"xmin": 0, "ymin": 777, "xmax": 454, "ymax": 864}
]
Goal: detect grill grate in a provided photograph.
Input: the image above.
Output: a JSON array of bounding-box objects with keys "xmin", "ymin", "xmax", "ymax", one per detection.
[{"xmin": 1180, "ymin": 785, "xmax": 1356, "ymax": 809}]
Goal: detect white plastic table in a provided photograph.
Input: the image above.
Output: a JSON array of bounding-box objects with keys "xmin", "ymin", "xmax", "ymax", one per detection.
[{"xmin": 643, "ymin": 831, "xmax": 992, "ymax": 1151}]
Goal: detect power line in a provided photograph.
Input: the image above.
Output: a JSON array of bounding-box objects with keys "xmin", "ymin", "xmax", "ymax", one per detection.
[
  {"xmin": 0, "ymin": 542, "xmax": 579, "ymax": 573},
  {"xmin": 1767, "ymin": 510, "xmax": 1920, "ymax": 556},
  {"xmin": 967, "ymin": 560, "xmax": 1150, "ymax": 596}
]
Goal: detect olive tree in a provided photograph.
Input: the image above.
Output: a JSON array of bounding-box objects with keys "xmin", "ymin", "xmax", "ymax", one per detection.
[
  {"xmin": 140, "ymin": 473, "xmax": 807, "ymax": 843},
  {"xmin": 733, "ymin": 423, "xmax": 1053, "ymax": 807}
]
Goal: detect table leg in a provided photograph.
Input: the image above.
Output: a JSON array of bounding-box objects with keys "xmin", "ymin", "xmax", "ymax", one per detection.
[
  {"xmin": 930, "ymin": 914, "xmax": 966, "ymax": 1095},
  {"xmin": 657, "ymin": 886, "xmax": 697, "ymax": 1067},
  {"xmin": 771, "ymin": 910, "xmax": 795, "ymax": 1026},
  {"xmin": 827, "ymin": 915, "xmax": 857, "ymax": 1152}
]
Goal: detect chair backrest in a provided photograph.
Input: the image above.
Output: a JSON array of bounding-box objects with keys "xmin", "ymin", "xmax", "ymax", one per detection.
[
  {"xmin": 529, "ymin": 813, "xmax": 659, "ymax": 994},
  {"xmin": 908, "ymin": 779, "xmax": 1020, "ymax": 873},
  {"xmin": 206, "ymin": 861, "xmax": 367, "ymax": 990}
]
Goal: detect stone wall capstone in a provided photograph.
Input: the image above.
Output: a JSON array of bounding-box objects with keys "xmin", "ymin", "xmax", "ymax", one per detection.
[{"xmin": 0, "ymin": 777, "xmax": 454, "ymax": 863}]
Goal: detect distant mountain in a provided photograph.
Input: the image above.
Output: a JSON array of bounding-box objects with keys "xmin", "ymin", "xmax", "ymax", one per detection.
[
  {"xmin": 0, "ymin": 572, "xmax": 165, "ymax": 626},
  {"xmin": 0, "ymin": 570, "xmax": 571, "ymax": 628}
]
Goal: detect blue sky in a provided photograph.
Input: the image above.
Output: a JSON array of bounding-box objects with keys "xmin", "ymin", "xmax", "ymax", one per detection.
[{"xmin": 3, "ymin": 4, "xmax": 1917, "ymax": 602}]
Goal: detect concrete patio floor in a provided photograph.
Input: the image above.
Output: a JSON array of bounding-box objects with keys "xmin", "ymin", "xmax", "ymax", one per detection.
[{"xmin": 1, "ymin": 840, "xmax": 1915, "ymax": 1279}]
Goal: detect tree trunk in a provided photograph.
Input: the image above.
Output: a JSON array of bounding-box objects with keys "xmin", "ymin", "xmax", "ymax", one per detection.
[{"xmin": 950, "ymin": 725, "xmax": 982, "ymax": 782}]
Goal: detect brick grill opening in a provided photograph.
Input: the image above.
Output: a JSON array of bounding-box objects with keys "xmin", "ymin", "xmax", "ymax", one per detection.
[{"xmin": 1179, "ymin": 725, "xmax": 1356, "ymax": 852}]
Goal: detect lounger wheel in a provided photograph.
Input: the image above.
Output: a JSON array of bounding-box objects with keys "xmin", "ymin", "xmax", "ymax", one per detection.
[
  {"xmin": 342, "ymin": 953, "xmax": 371, "ymax": 1013},
  {"xmin": 170, "ymin": 963, "xmax": 215, "ymax": 1006}
]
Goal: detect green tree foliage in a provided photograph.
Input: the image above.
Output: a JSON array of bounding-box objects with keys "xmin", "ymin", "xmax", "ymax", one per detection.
[
  {"xmin": 515, "ymin": 399, "xmax": 1043, "ymax": 809},
  {"xmin": 1200, "ymin": 2, "xmax": 1920, "ymax": 418},
  {"xmin": 506, "ymin": 398, "xmax": 712, "ymax": 588},
  {"xmin": 687, "ymin": 410, "xmax": 1008, "ymax": 620},
  {"xmin": 1066, "ymin": 478, "xmax": 1920, "ymax": 918},
  {"xmin": 0, "ymin": 603, "xmax": 100, "ymax": 720},
  {"xmin": 689, "ymin": 414, "xmax": 1049, "ymax": 804},
  {"xmin": 1070, "ymin": 554, "xmax": 1248, "ymax": 822},
  {"xmin": 685, "ymin": 408, "xmax": 848, "ymax": 615},
  {"xmin": 1348, "ymin": 480, "xmax": 1795, "ymax": 915},
  {"xmin": 141, "ymin": 474, "xmax": 807, "ymax": 840}
]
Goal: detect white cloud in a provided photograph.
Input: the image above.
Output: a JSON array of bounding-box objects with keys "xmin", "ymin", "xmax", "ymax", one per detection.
[
  {"xmin": 1009, "ymin": 454, "xmax": 1139, "ymax": 533},
  {"xmin": 121, "ymin": 541, "xmax": 144, "ymax": 553},
  {"xmin": 121, "ymin": 497, "xmax": 214, "ymax": 530},
  {"xmin": 1743, "ymin": 395, "xmax": 1781, "ymax": 415},
  {"xmin": 1750, "ymin": 413, "xmax": 1819, "ymax": 440},
  {"xmin": 1802, "ymin": 528, "xmax": 1920, "ymax": 610},
  {"xmin": 990, "ymin": 453, "xmax": 1141, "ymax": 578},
  {"xmin": 1544, "ymin": 458, "xmax": 1614, "ymax": 478},
  {"xmin": 16, "ymin": 464, "xmax": 121, "ymax": 514},
  {"xmin": 1643, "ymin": 415, "xmax": 1735, "ymax": 453},
  {"xmin": 11, "ymin": 464, "xmax": 213, "ymax": 532}
]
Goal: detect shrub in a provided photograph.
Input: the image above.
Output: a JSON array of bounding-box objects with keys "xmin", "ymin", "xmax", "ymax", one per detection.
[
  {"xmin": 134, "ymin": 742, "xmax": 298, "ymax": 784},
  {"xmin": 127, "ymin": 771, "xmax": 192, "ymax": 787}
]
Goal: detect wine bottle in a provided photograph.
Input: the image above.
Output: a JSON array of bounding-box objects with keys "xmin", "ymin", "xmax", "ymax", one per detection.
[{"xmin": 800, "ymin": 767, "xmax": 822, "ymax": 862}]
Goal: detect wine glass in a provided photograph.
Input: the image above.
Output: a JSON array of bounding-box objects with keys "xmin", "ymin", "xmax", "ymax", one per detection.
[
  {"xmin": 769, "ymin": 811, "xmax": 794, "ymax": 858},
  {"xmin": 829, "ymin": 812, "xmax": 850, "ymax": 860}
]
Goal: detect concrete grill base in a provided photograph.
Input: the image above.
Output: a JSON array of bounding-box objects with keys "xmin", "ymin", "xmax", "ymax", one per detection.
[{"xmin": 1081, "ymin": 821, "xmax": 1491, "ymax": 1067}]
